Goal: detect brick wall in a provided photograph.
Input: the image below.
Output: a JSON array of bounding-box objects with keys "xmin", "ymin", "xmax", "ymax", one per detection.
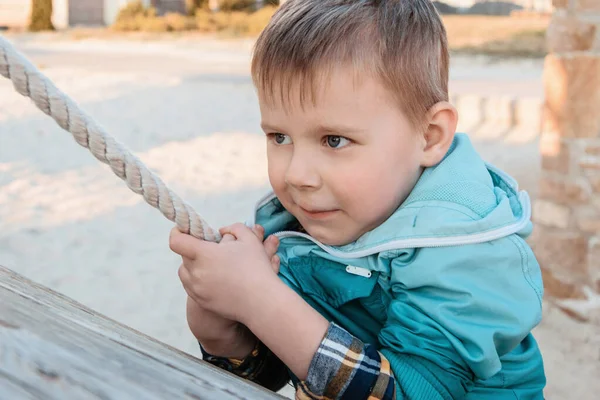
[{"xmin": 534, "ymin": 0, "xmax": 600, "ymax": 297}]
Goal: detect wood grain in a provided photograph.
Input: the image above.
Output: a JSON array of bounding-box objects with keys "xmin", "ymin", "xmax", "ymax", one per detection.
[{"xmin": 0, "ymin": 265, "xmax": 284, "ymax": 400}]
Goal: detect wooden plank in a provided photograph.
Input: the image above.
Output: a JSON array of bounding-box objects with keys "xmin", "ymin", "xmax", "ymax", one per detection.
[{"xmin": 0, "ymin": 266, "xmax": 284, "ymax": 400}]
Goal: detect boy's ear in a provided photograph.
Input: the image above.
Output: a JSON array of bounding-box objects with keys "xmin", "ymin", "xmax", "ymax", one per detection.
[{"xmin": 419, "ymin": 101, "xmax": 458, "ymax": 168}]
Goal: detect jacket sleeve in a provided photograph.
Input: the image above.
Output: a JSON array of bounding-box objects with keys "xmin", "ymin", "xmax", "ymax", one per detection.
[{"xmin": 377, "ymin": 237, "xmax": 544, "ymax": 399}]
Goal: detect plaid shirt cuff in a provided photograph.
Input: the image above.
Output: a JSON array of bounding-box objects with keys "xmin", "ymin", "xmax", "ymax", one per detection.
[{"xmin": 296, "ymin": 322, "xmax": 396, "ymax": 400}]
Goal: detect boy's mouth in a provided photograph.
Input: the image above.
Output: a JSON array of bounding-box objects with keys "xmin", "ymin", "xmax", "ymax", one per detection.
[{"xmin": 298, "ymin": 206, "xmax": 340, "ymax": 220}]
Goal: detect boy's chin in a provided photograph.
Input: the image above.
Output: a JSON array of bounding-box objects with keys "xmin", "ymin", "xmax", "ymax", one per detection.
[{"xmin": 302, "ymin": 225, "xmax": 361, "ymax": 247}]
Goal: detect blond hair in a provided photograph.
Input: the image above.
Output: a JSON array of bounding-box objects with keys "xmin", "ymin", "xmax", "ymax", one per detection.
[{"xmin": 251, "ymin": 0, "xmax": 449, "ymax": 130}]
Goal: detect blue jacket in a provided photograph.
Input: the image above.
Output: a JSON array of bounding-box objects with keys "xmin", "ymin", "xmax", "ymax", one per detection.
[{"xmin": 251, "ymin": 133, "xmax": 546, "ymax": 399}]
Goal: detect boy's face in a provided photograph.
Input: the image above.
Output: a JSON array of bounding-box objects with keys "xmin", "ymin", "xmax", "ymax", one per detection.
[{"xmin": 259, "ymin": 68, "xmax": 425, "ymax": 246}]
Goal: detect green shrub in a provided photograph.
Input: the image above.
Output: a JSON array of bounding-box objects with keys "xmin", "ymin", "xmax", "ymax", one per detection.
[
  {"xmin": 195, "ymin": 6, "xmax": 275, "ymax": 36},
  {"xmin": 186, "ymin": 0, "xmax": 209, "ymax": 15},
  {"xmin": 113, "ymin": 1, "xmax": 159, "ymax": 31},
  {"xmin": 163, "ymin": 12, "xmax": 196, "ymax": 31},
  {"xmin": 219, "ymin": 6, "xmax": 276, "ymax": 36},
  {"xmin": 112, "ymin": 0, "xmax": 276, "ymax": 35},
  {"xmin": 216, "ymin": 11, "xmax": 249, "ymax": 35},
  {"xmin": 246, "ymin": 6, "xmax": 276, "ymax": 35},
  {"xmin": 29, "ymin": 0, "xmax": 54, "ymax": 32},
  {"xmin": 113, "ymin": 1, "xmax": 196, "ymax": 32},
  {"xmin": 139, "ymin": 17, "xmax": 170, "ymax": 32},
  {"xmin": 218, "ymin": 0, "xmax": 256, "ymax": 12},
  {"xmin": 195, "ymin": 9, "xmax": 219, "ymax": 32},
  {"xmin": 115, "ymin": 0, "xmax": 148, "ymax": 19}
]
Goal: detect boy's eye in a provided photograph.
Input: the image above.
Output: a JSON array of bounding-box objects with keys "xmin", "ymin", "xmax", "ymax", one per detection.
[
  {"xmin": 325, "ymin": 135, "xmax": 350, "ymax": 149},
  {"xmin": 274, "ymin": 133, "xmax": 292, "ymax": 145}
]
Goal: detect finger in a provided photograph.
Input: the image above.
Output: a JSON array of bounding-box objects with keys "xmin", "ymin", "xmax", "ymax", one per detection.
[
  {"xmin": 219, "ymin": 223, "xmax": 258, "ymax": 242},
  {"xmin": 169, "ymin": 228, "xmax": 199, "ymax": 260},
  {"xmin": 178, "ymin": 263, "xmax": 207, "ymax": 305},
  {"xmin": 170, "ymin": 226, "xmax": 181, "ymax": 240},
  {"xmin": 251, "ymin": 224, "xmax": 265, "ymax": 241},
  {"xmin": 271, "ymin": 255, "xmax": 280, "ymax": 274},
  {"xmin": 178, "ymin": 264, "xmax": 195, "ymax": 297},
  {"xmin": 263, "ymin": 235, "xmax": 279, "ymax": 259},
  {"xmin": 218, "ymin": 224, "xmax": 237, "ymax": 240},
  {"xmin": 221, "ymin": 233, "xmax": 236, "ymax": 242},
  {"xmin": 178, "ymin": 263, "xmax": 189, "ymax": 283}
]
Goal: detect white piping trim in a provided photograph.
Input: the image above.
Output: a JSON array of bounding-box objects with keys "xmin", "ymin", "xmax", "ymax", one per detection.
[{"xmin": 250, "ymin": 167, "xmax": 531, "ymax": 259}]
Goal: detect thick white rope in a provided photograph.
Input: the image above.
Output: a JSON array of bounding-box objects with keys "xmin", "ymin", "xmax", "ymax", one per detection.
[{"xmin": 0, "ymin": 35, "xmax": 221, "ymax": 242}]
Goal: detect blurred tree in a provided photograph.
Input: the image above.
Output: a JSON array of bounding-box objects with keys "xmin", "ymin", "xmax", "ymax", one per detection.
[
  {"xmin": 217, "ymin": 0, "xmax": 256, "ymax": 11},
  {"xmin": 207, "ymin": 0, "xmax": 278, "ymax": 12},
  {"xmin": 29, "ymin": 0, "xmax": 54, "ymax": 31},
  {"xmin": 185, "ymin": 0, "xmax": 209, "ymax": 15},
  {"xmin": 208, "ymin": 0, "xmax": 220, "ymax": 12}
]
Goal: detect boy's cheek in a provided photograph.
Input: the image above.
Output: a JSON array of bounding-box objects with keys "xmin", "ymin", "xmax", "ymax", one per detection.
[
  {"xmin": 267, "ymin": 155, "xmax": 286, "ymax": 182},
  {"xmin": 267, "ymin": 167, "xmax": 289, "ymax": 201}
]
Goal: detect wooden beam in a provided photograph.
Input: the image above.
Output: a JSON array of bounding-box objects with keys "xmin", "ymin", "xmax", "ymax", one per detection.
[{"xmin": 0, "ymin": 265, "xmax": 284, "ymax": 399}]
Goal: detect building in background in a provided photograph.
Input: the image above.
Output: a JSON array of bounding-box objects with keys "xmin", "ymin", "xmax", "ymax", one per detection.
[
  {"xmin": 149, "ymin": 0, "xmax": 185, "ymax": 14},
  {"xmin": 0, "ymin": 0, "xmax": 552, "ymax": 30},
  {"xmin": 439, "ymin": 0, "xmax": 552, "ymax": 13},
  {"xmin": 0, "ymin": 0, "xmax": 188, "ymax": 29}
]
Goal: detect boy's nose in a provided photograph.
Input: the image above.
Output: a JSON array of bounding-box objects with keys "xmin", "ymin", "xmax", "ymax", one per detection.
[{"xmin": 284, "ymin": 152, "xmax": 321, "ymax": 190}]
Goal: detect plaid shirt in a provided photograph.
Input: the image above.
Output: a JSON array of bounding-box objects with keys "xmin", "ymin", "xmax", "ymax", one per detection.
[
  {"xmin": 296, "ymin": 322, "xmax": 396, "ymax": 399},
  {"xmin": 200, "ymin": 322, "xmax": 395, "ymax": 399}
]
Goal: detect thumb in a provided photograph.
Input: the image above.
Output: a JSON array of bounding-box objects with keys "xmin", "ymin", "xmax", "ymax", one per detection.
[
  {"xmin": 169, "ymin": 227, "xmax": 199, "ymax": 260},
  {"xmin": 169, "ymin": 227, "xmax": 214, "ymax": 260},
  {"xmin": 219, "ymin": 223, "xmax": 257, "ymax": 242},
  {"xmin": 251, "ymin": 224, "xmax": 265, "ymax": 241}
]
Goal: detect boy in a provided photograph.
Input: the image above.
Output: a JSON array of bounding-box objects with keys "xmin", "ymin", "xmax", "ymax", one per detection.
[{"xmin": 170, "ymin": 0, "xmax": 546, "ymax": 398}]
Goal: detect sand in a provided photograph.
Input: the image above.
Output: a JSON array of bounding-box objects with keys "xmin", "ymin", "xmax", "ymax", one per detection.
[{"xmin": 0, "ymin": 35, "xmax": 598, "ymax": 399}]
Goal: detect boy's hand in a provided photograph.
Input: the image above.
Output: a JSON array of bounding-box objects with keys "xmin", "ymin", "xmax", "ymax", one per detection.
[
  {"xmin": 174, "ymin": 223, "xmax": 329, "ymax": 382},
  {"xmin": 186, "ymin": 296, "xmax": 255, "ymax": 358},
  {"xmin": 172, "ymin": 223, "xmax": 281, "ymax": 325}
]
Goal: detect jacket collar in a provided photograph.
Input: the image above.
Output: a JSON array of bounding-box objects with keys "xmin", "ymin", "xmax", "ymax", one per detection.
[{"xmin": 250, "ymin": 134, "xmax": 531, "ymax": 259}]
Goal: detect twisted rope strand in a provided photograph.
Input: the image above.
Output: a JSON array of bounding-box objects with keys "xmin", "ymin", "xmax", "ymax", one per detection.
[{"xmin": 0, "ymin": 36, "xmax": 221, "ymax": 242}]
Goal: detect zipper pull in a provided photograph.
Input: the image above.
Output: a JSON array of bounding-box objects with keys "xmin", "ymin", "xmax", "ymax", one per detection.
[{"xmin": 346, "ymin": 265, "xmax": 372, "ymax": 278}]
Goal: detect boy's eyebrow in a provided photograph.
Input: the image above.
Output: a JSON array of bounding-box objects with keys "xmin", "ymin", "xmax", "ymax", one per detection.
[
  {"xmin": 260, "ymin": 122, "xmax": 366, "ymax": 135},
  {"xmin": 260, "ymin": 122, "xmax": 282, "ymax": 132},
  {"xmin": 314, "ymin": 123, "xmax": 366, "ymax": 135}
]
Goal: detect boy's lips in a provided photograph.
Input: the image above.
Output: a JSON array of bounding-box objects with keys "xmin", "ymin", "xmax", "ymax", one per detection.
[{"xmin": 298, "ymin": 206, "xmax": 340, "ymax": 219}]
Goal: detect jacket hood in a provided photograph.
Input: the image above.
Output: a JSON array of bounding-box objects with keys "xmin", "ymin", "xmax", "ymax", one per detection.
[{"xmin": 251, "ymin": 133, "xmax": 532, "ymax": 258}]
